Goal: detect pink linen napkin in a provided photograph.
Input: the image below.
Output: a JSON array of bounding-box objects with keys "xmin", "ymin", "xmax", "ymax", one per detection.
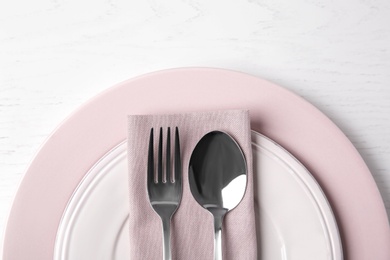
[{"xmin": 127, "ymin": 110, "xmax": 257, "ymax": 260}]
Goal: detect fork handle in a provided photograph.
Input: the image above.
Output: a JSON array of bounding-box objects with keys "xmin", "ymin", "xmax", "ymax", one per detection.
[{"xmin": 161, "ymin": 217, "xmax": 172, "ymax": 260}]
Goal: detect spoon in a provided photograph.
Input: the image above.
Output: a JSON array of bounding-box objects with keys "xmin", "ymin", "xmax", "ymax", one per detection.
[{"xmin": 189, "ymin": 131, "xmax": 247, "ymax": 260}]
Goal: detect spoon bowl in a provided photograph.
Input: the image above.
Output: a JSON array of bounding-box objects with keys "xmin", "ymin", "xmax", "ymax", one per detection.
[{"xmin": 189, "ymin": 131, "xmax": 247, "ymax": 260}]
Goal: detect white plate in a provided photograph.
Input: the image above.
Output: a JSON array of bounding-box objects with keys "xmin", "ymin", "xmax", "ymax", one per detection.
[{"xmin": 54, "ymin": 131, "xmax": 342, "ymax": 260}]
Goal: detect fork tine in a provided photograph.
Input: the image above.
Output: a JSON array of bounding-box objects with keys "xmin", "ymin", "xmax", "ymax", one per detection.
[
  {"xmin": 158, "ymin": 127, "xmax": 163, "ymax": 183},
  {"xmin": 174, "ymin": 127, "xmax": 181, "ymax": 183},
  {"xmin": 147, "ymin": 128, "xmax": 154, "ymax": 183},
  {"xmin": 166, "ymin": 127, "xmax": 171, "ymax": 183}
]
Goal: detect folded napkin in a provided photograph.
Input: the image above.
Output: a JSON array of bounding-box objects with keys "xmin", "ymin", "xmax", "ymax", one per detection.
[{"xmin": 127, "ymin": 110, "xmax": 257, "ymax": 259}]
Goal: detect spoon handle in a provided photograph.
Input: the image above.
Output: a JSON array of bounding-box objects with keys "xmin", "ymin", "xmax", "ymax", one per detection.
[
  {"xmin": 213, "ymin": 210, "xmax": 226, "ymax": 260},
  {"xmin": 214, "ymin": 224, "xmax": 222, "ymax": 260}
]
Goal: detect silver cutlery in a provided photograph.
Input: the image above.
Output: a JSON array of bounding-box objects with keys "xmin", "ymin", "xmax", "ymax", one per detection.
[
  {"xmin": 189, "ymin": 131, "xmax": 247, "ymax": 260},
  {"xmin": 147, "ymin": 127, "xmax": 182, "ymax": 260}
]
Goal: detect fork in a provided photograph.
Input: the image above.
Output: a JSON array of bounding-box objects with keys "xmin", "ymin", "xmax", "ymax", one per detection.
[{"xmin": 147, "ymin": 127, "xmax": 182, "ymax": 260}]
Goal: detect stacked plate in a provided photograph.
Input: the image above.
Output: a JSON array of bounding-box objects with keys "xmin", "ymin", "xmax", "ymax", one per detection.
[{"xmin": 3, "ymin": 68, "xmax": 390, "ymax": 259}]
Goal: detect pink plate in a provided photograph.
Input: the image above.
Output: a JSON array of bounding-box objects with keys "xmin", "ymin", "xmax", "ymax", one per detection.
[{"xmin": 3, "ymin": 68, "xmax": 390, "ymax": 259}]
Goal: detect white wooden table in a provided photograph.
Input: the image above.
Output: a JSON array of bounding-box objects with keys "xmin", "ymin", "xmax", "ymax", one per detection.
[{"xmin": 1, "ymin": 0, "xmax": 389, "ymax": 254}]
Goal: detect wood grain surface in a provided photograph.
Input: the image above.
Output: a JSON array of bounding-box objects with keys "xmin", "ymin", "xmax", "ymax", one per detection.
[{"xmin": 1, "ymin": 0, "xmax": 389, "ymax": 253}]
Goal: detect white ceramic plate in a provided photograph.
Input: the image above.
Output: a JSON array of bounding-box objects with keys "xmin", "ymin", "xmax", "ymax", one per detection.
[{"xmin": 54, "ymin": 131, "xmax": 342, "ymax": 260}]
